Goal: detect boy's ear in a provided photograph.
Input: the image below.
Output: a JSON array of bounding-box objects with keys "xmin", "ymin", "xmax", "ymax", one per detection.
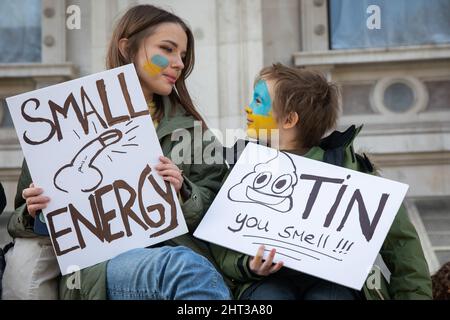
[
  {"xmin": 282, "ymin": 112, "xmax": 299, "ymax": 129},
  {"xmin": 118, "ymin": 38, "xmax": 129, "ymax": 60}
]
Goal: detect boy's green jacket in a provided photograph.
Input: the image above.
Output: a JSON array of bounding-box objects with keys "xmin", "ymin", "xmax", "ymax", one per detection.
[
  {"xmin": 8, "ymin": 98, "xmax": 230, "ymax": 300},
  {"xmin": 210, "ymin": 125, "xmax": 433, "ymax": 300}
]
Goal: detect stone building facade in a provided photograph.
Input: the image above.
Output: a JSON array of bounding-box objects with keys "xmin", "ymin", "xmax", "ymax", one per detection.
[{"xmin": 1, "ymin": 0, "xmax": 449, "ymax": 273}]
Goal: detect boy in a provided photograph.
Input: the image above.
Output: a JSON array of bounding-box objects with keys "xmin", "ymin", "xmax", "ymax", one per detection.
[{"xmin": 211, "ymin": 63, "xmax": 432, "ymax": 300}]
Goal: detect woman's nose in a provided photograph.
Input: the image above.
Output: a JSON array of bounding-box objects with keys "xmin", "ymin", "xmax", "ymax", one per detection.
[{"xmin": 172, "ymin": 55, "xmax": 185, "ymax": 71}]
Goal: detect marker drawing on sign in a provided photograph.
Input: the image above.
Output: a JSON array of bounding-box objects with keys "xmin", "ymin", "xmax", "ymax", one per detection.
[
  {"xmin": 54, "ymin": 129, "xmax": 123, "ymax": 193},
  {"xmin": 243, "ymin": 235, "xmax": 343, "ymax": 262},
  {"xmin": 228, "ymin": 151, "xmax": 298, "ymax": 213}
]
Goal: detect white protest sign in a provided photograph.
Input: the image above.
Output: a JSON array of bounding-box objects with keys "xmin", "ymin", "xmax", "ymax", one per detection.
[
  {"xmin": 6, "ymin": 64, "xmax": 188, "ymax": 275},
  {"xmin": 195, "ymin": 143, "xmax": 409, "ymax": 290}
]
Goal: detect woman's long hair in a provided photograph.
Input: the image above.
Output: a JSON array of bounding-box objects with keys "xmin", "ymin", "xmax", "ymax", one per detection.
[{"xmin": 106, "ymin": 4, "xmax": 206, "ymax": 127}]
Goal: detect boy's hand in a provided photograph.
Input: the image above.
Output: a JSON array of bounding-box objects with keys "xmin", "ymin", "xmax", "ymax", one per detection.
[
  {"xmin": 249, "ymin": 245, "xmax": 284, "ymax": 276},
  {"xmin": 22, "ymin": 183, "xmax": 50, "ymax": 218},
  {"xmin": 155, "ymin": 156, "xmax": 184, "ymax": 193}
]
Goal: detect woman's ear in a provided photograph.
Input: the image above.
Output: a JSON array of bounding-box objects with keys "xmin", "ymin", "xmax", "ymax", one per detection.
[
  {"xmin": 118, "ymin": 38, "xmax": 129, "ymax": 60},
  {"xmin": 283, "ymin": 112, "xmax": 299, "ymax": 129}
]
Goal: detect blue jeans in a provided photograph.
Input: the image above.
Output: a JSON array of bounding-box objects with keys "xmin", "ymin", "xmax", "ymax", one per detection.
[
  {"xmin": 106, "ymin": 246, "xmax": 231, "ymax": 300},
  {"xmin": 240, "ymin": 268, "xmax": 360, "ymax": 300}
]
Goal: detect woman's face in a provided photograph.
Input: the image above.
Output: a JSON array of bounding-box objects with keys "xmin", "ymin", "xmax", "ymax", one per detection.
[{"xmin": 134, "ymin": 22, "xmax": 188, "ymax": 99}]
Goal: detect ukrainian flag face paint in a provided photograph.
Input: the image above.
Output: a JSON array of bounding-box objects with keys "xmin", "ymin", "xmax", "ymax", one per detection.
[
  {"xmin": 143, "ymin": 54, "xmax": 170, "ymax": 76},
  {"xmin": 246, "ymin": 80, "xmax": 278, "ymax": 139}
]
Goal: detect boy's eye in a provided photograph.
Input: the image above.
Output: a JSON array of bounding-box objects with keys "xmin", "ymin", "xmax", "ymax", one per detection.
[{"xmin": 255, "ymin": 97, "xmax": 262, "ymax": 105}]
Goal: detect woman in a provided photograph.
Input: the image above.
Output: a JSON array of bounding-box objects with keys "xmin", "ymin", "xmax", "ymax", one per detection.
[{"xmin": 4, "ymin": 5, "xmax": 231, "ymax": 300}]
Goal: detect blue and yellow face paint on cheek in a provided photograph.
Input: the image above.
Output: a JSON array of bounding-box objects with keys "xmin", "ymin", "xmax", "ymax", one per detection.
[
  {"xmin": 143, "ymin": 54, "xmax": 169, "ymax": 76},
  {"xmin": 245, "ymin": 80, "xmax": 278, "ymax": 139}
]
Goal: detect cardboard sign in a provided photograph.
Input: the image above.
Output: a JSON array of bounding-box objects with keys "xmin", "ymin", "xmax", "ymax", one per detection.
[
  {"xmin": 6, "ymin": 64, "xmax": 188, "ymax": 275},
  {"xmin": 195, "ymin": 143, "xmax": 408, "ymax": 290}
]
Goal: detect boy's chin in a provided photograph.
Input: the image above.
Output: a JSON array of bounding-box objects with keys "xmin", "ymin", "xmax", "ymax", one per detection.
[
  {"xmin": 246, "ymin": 126, "xmax": 257, "ymax": 138},
  {"xmin": 246, "ymin": 127, "xmax": 271, "ymax": 144}
]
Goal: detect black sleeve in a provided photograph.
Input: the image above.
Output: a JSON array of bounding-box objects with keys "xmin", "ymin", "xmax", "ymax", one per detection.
[
  {"xmin": 0, "ymin": 182, "xmax": 6, "ymax": 214},
  {"xmin": 14, "ymin": 160, "xmax": 32, "ymax": 210}
]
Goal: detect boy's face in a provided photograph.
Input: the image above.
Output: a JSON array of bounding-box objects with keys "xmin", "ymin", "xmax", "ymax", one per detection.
[{"xmin": 245, "ymin": 79, "xmax": 278, "ymax": 139}]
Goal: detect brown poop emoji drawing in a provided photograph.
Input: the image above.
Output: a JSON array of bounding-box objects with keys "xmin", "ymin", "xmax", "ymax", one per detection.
[{"xmin": 228, "ymin": 150, "xmax": 298, "ymax": 212}]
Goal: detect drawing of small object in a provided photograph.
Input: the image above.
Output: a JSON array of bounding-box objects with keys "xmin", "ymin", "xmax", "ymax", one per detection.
[
  {"xmin": 228, "ymin": 150, "xmax": 298, "ymax": 213},
  {"xmin": 54, "ymin": 129, "xmax": 123, "ymax": 193}
]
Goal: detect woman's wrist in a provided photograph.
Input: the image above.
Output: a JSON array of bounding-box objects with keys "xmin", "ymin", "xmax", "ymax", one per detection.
[{"xmin": 179, "ymin": 179, "xmax": 192, "ymax": 201}]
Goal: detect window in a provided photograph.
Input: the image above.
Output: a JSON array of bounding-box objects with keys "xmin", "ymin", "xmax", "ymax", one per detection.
[
  {"xmin": 415, "ymin": 197, "xmax": 450, "ymax": 267},
  {"xmin": 0, "ymin": 0, "xmax": 42, "ymax": 63},
  {"xmin": 406, "ymin": 197, "xmax": 450, "ymax": 273},
  {"xmin": 383, "ymin": 83, "xmax": 414, "ymax": 113},
  {"xmin": 329, "ymin": 0, "xmax": 450, "ymax": 50},
  {"xmin": 370, "ymin": 76, "xmax": 428, "ymax": 115}
]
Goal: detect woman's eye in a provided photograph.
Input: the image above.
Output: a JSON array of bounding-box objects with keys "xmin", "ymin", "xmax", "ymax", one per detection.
[{"xmin": 161, "ymin": 46, "xmax": 173, "ymax": 53}]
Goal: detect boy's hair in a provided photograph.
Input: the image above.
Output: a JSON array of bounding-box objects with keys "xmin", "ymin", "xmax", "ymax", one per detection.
[
  {"xmin": 257, "ymin": 63, "xmax": 340, "ymax": 148},
  {"xmin": 432, "ymin": 262, "xmax": 450, "ymax": 300}
]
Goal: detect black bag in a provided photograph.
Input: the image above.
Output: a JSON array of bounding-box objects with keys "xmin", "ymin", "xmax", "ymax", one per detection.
[
  {"xmin": 0, "ymin": 182, "xmax": 6, "ymax": 216},
  {"xmin": 0, "ymin": 242, "xmax": 14, "ymax": 299}
]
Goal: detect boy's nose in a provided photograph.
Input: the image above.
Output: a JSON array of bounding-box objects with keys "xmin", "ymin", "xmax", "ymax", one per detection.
[{"xmin": 245, "ymin": 106, "xmax": 253, "ymax": 114}]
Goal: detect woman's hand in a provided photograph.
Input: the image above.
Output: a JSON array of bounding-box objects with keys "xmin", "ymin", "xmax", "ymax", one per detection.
[
  {"xmin": 249, "ymin": 245, "xmax": 284, "ymax": 276},
  {"xmin": 22, "ymin": 183, "xmax": 50, "ymax": 218},
  {"xmin": 155, "ymin": 156, "xmax": 184, "ymax": 193}
]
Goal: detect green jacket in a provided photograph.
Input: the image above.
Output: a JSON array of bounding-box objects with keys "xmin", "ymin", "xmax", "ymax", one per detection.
[
  {"xmin": 210, "ymin": 126, "xmax": 432, "ymax": 300},
  {"xmin": 9, "ymin": 97, "xmax": 229, "ymax": 299}
]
